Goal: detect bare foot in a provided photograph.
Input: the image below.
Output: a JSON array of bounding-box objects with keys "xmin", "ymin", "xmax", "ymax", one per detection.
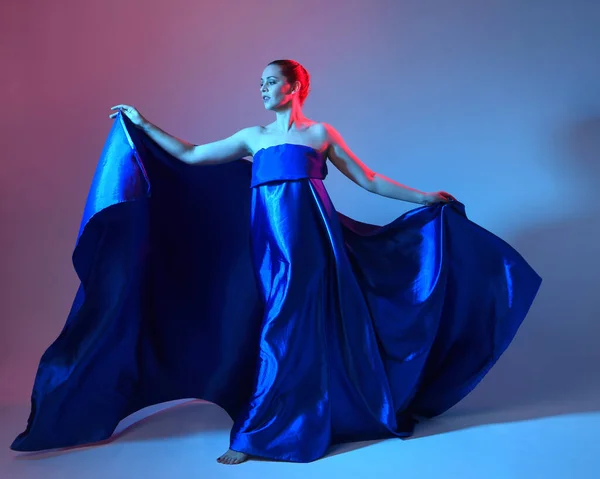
[{"xmin": 216, "ymin": 448, "xmax": 249, "ymax": 465}]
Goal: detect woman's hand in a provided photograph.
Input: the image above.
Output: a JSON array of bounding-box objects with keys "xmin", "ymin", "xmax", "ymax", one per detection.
[
  {"xmin": 421, "ymin": 191, "xmax": 456, "ymax": 206},
  {"xmin": 109, "ymin": 104, "xmax": 148, "ymax": 129}
]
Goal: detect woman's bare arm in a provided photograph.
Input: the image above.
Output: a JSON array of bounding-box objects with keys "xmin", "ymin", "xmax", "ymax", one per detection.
[
  {"xmin": 110, "ymin": 105, "xmax": 254, "ymax": 165},
  {"xmin": 142, "ymin": 122, "xmax": 255, "ymax": 165},
  {"xmin": 323, "ymin": 123, "xmax": 428, "ymax": 204}
]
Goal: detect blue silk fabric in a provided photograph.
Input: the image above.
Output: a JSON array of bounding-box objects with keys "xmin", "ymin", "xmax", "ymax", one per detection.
[{"xmin": 11, "ymin": 113, "xmax": 541, "ymax": 462}]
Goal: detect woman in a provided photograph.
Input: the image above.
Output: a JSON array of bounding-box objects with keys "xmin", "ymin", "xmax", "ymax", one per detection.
[
  {"xmin": 12, "ymin": 59, "xmax": 541, "ymax": 465},
  {"xmin": 114, "ymin": 59, "xmax": 454, "ymax": 465}
]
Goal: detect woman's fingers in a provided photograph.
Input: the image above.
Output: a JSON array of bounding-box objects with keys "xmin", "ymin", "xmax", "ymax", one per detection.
[{"xmin": 110, "ymin": 104, "xmax": 132, "ymax": 119}]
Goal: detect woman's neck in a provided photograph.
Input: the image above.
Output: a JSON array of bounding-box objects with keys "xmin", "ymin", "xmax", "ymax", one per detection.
[{"xmin": 273, "ymin": 101, "xmax": 309, "ymax": 132}]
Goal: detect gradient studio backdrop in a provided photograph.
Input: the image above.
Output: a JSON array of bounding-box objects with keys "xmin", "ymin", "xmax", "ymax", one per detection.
[{"xmin": 1, "ymin": 0, "xmax": 599, "ymax": 435}]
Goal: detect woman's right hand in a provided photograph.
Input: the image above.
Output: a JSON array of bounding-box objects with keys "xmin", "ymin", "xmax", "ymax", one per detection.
[{"xmin": 109, "ymin": 104, "xmax": 148, "ymax": 129}]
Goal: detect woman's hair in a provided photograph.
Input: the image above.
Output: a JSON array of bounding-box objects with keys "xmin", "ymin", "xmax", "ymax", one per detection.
[{"xmin": 268, "ymin": 59, "xmax": 311, "ymax": 105}]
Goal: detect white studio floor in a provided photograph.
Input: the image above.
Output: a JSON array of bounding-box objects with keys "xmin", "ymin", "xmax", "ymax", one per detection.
[{"xmin": 1, "ymin": 389, "xmax": 598, "ymax": 479}]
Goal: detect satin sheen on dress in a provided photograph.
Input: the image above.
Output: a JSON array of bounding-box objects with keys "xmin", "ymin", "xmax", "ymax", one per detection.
[{"xmin": 11, "ymin": 113, "xmax": 541, "ymax": 462}]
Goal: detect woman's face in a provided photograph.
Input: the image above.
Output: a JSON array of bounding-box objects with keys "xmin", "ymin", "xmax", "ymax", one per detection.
[{"xmin": 260, "ymin": 65, "xmax": 295, "ymax": 111}]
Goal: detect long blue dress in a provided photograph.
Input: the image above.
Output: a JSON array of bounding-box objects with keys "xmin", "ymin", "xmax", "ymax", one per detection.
[{"xmin": 11, "ymin": 113, "xmax": 541, "ymax": 463}]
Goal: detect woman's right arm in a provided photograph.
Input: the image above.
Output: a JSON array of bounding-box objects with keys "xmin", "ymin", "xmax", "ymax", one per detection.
[
  {"xmin": 110, "ymin": 104, "xmax": 254, "ymax": 165},
  {"xmin": 143, "ymin": 121, "xmax": 255, "ymax": 165}
]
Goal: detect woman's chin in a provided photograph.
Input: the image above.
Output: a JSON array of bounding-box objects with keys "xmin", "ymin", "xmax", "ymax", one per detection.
[{"xmin": 265, "ymin": 102, "xmax": 288, "ymax": 112}]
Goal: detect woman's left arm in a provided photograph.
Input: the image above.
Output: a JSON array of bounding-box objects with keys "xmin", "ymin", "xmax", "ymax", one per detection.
[{"xmin": 323, "ymin": 123, "xmax": 455, "ymax": 205}]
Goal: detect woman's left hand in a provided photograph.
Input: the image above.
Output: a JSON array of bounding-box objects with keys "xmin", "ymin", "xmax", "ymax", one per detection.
[{"xmin": 421, "ymin": 191, "xmax": 456, "ymax": 206}]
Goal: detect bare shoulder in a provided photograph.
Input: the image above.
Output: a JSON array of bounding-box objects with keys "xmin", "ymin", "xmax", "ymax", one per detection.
[
  {"xmin": 238, "ymin": 124, "xmax": 263, "ymax": 143},
  {"xmin": 313, "ymin": 122, "xmax": 349, "ymax": 157},
  {"xmin": 308, "ymin": 121, "xmax": 330, "ymax": 151},
  {"xmin": 310, "ymin": 121, "xmax": 328, "ymax": 135},
  {"xmin": 316, "ymin": 121, "xmax": 341, "ymax": 140},
  {"xmin": 236, "ymin": 125, "xmax": 262, "ymax": 157}
]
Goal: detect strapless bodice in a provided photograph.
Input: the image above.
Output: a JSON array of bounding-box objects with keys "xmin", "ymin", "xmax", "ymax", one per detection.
[{"xmin": 251, "ymin": 143, "xmax": 328, "ymax": 188}]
